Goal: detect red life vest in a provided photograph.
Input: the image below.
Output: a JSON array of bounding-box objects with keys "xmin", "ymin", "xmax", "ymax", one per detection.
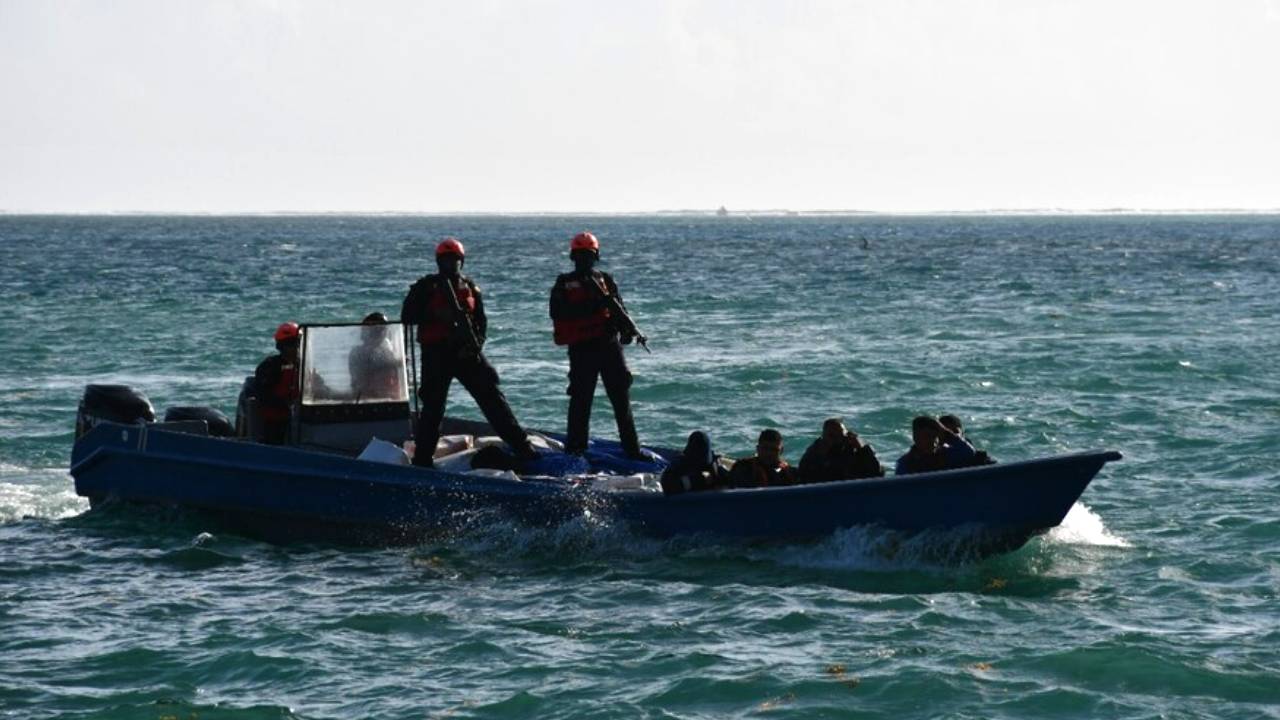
[
  {"xmin": 260, "ymin": 362, "xmax": 297, "ymax": 422},
  {"xmin": 735, "ymin": 458, "xmax": 796, "ymax": 488},
  {"xmin": 418, "ymin": 279, "xmax": 476, "ymax": 345},
  {"xmin": 753, "ymin": 460, "xmax": 790, "ymax": 487},
  {"xmin": 553, "ymin": 275, "xmax": 612, "ymax": 346}
]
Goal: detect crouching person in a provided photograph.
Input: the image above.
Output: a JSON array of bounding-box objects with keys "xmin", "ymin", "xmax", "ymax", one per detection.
[{"xmin": 660, "ymin": 431, "xmax": 730, "ymax": 495}]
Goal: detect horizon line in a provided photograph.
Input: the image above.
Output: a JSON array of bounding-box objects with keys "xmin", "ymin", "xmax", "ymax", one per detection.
[{"xmin": 3, "ymin": 207, "xmax": 1280, "ymax": 218}]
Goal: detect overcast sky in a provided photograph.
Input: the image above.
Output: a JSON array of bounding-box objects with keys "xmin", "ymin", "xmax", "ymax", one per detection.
[{"xmin": 2, "ymin": 0, "xmax": 1278, "ymax": 213}]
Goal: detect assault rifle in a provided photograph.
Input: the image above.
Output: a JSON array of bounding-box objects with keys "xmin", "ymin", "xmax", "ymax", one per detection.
[
  {"xmin": 442, "ymin": 276, "xmax": 484, "ymax": 360},
  {"xmin": 585, "ymin": 274, "xmax": 650, "ymax": 353}
]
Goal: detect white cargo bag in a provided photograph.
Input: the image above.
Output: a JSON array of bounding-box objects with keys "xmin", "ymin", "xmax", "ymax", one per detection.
[{"xmin": 358, "ymin": 437, "xmax": 410, "ymax": 465}]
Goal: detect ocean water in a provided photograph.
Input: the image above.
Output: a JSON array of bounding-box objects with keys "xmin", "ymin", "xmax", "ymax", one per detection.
[{"xmin": 1, "ymin": 214, "xmax": 1277, "ymax": 719}]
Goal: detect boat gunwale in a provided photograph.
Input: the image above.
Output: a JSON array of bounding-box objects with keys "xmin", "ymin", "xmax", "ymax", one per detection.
[{"xmin": 73, "ymin": 421, "xmax": 1121, "ymax": 501}]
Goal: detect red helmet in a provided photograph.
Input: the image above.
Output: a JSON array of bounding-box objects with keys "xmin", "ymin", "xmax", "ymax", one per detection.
[
  {"xmin": 274, "ymin": 321, "xmax": 300, "ymax": 343},
  {"xmin": 436, "ymin": 237, "xmax": 465, "ymax": 258},
  {"xmin": 570, "ymin": 231, "xmax": 599, "ymax": 253}
]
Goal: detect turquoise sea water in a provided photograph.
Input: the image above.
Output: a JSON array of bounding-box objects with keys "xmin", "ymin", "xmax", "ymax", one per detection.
[{"xmin": 1, "ymin": 214, "xmax": 1278, "ymax": 719}]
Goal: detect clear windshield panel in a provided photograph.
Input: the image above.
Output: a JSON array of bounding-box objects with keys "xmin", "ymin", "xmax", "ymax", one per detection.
[{"xmin": 301, "ymin": 324, "xmax": 409, "ymax": 405}]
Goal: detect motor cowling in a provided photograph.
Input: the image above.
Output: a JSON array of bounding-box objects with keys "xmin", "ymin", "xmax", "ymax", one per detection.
[
  {"xmin": 234, "ymin": 375, "xmax": 263, "ymax": 441},
  {"xmin": 164, "ymin": 406, "xmax": 234, "ymax": 437},
  {"xmin": 76, "ymin": 384, "xmax": 156, "ymax": 439}
]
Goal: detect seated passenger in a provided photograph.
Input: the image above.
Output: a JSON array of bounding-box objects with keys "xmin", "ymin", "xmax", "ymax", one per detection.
[
  {"xmin": 939, "ymin": 414, "xmax": 996, "ymax": 466},
  {"xmin": 798, "ymin": 418, "xmax": 884, "ymax": 483},
  {"xmin": 938, "ymin": 414, "xmax": 963, "ymax": 435},
  {"xmin": 729, "ymin": 429, "xmax": 798, "ymax": 488},
  {"xmin": 660, "ymin": 431, "xmax": 730, "ymax": 495},
  {"xmin": 349, "ymin": 312, "xmax": 402, "ymax": 401},
  {"xmin": 254, "ymin": 322, "xmax": 301, "ymax": 445},
  {"xmin": 895, "ymin": 415, "xmax": 977, "ymax": 475}
]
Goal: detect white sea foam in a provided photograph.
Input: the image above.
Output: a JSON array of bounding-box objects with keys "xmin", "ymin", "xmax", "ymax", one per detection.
[
  {"xmin": 766, "ymin": 524, "xmax": 1009, "ymax": 571},
  {"xmin": 1157, "ymin": 565, "xmax": 1194, "ymax": 582},
  {"xmin": 0, "ymin": 474, "xmax": 88, "ymax": 523},
  {"xmin": 754, "ymin": 504, "xmax": 1130, "ymax": 571},
  {"xmin": 1045, "ymin": 502, "xmax": 1130, "ymax": 548},
  {"xmin": 764, "ymin": 525, "xmax": 918, "ymax": 571}
]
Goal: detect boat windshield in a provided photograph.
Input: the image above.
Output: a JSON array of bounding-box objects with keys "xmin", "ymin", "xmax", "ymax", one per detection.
[{"xmin": 301, "ymin": 324, "xmax": 410, "ymax": 405}]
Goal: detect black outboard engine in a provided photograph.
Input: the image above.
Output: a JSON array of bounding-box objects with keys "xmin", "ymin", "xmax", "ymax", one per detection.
[
  {"xmin": 76, "ymin": 384, "xmax": 156, "ymax": 439},
  {"xmin": 234, "ymin": 375, "xmax": 264, "ymax": 442},
  {"xmin": 164, "ymin": 406, "xmax": 235, "ymax": 437}
]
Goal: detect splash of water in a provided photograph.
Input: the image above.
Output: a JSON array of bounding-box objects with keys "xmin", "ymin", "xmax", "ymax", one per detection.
[
  {"xmin": 0, "ymin": 472, "xmax": 88, "ymax": 523},
  {"xmin": 1045, "ymin": 502, "xmax": 1130, "ymax": 548},
  {"xmin": 417, "ymin": 506, "xmax": 1052, "ymax": 573},
  {"xmin": 764, "ymin": 524, "xmax": 1021, "ymax": 572},
  {"xmin": 412, "ymin": 506, "xmax": 669, "ymax": 563}
]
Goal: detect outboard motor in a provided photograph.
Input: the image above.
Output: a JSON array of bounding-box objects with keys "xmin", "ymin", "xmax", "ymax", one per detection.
[
  {"xmin": 164, "ymin": 406, "xmax": 235, "ymax": 437},
  {"xmin": 76, "ymin": 384, "xmax": 156, "ymax": 439},
  {"xmin": 234, "ymin": 375, "xmax": 264, "ymax": 442}
]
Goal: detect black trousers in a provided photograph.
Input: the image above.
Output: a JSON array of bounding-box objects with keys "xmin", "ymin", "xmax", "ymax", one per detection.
[
  {"xmin": 261, "ymin": 419, "xmax": 288, "ymax": 446},
  {"xmin": 566, "ymin": 337, "xmax": 640, "ymax": 456},
  {"xmin": 415, "ymin": 346, "xmax": 529, "ymax": 463}
]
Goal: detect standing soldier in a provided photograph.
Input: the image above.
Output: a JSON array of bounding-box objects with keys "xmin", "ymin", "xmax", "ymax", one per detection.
[
  {"xmin": 401, "ymin": 237, "xmax": 537, "ymax": 467},
  {"xmin": 549, "ymin": 231, "xmax": 645, "ymax": 458}
]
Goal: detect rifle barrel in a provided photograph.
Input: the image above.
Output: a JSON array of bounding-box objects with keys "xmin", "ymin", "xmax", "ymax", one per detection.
[{"xmin": 582, "ymin": 272, "xmax": 652, "ymax": 352}]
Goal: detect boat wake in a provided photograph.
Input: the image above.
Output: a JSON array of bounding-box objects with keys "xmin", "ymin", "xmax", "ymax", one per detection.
[
  {"xmin": 765, "ymin": 524, "xmax": 1016, "ymax": 571},
  {"xmin": 0, "ymin": 464, "xmax": 88, "ymax": 524},
  {"xmin": 409, "ymin": 500, "xmax": 1129, "ymax": 577},
  {"xmin": 757, "ymin": 503, "xmax": 1128, "ymax": 578}
]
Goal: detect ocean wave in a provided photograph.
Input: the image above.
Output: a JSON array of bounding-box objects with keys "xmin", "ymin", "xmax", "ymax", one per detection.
[{"xmin": 0, "ymin": 372, "xmax": 247, "ymax": 394}]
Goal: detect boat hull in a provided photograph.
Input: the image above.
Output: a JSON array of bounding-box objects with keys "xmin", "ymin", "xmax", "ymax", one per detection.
[{"xmin": 71, "ymin": 422, "xmax": 1120, "ymax": 550}]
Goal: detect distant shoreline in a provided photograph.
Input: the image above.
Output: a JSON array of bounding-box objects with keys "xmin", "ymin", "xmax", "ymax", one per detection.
[{"xmin": 3, "ymin": 208, "xmax": 1280, "ymax": 218}]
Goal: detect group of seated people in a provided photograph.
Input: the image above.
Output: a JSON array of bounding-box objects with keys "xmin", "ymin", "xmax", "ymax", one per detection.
[
  {"xmin": 659, "ymin": 414, "xmax": 994, "ymax": 495},
  {"xmin": 895, "ymin": 414, "xmax": 995, "ymax": 475}
]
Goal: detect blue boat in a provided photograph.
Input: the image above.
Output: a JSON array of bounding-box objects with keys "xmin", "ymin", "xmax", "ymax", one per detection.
[{"xmin": 69, "ymin": 322, "xmax": 1121, "ymax": 553}]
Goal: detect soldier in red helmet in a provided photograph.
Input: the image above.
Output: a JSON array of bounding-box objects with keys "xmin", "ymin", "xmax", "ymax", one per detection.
[
  {"xmin": 401, "ymin": 237, "xmax": 537, "ymax": 467},
  {"xmin": 549, "ymin": 231, "xmax": 644, "ymax": 458},
  {"xmin": 253, "ymin": 321, "xmax": 301, "ymax": 445}
]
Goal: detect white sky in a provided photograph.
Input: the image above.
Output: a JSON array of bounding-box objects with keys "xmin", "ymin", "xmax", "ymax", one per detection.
[{"xmin": 2, "ymin": 0, "xmax": 1278, "ymax": 213}]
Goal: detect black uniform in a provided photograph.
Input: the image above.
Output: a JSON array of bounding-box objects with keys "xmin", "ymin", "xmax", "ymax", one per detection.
[
  {"xmin": 253, "ymin": 353, "xmax": 296, "ymax": 445},
  {"xmin": 549, "ymin": 270, "xmax": 640, "ymax": 457},
  {"xmin": 402, "ymin": 273, "xmax": 532, "ymax": 464}
]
